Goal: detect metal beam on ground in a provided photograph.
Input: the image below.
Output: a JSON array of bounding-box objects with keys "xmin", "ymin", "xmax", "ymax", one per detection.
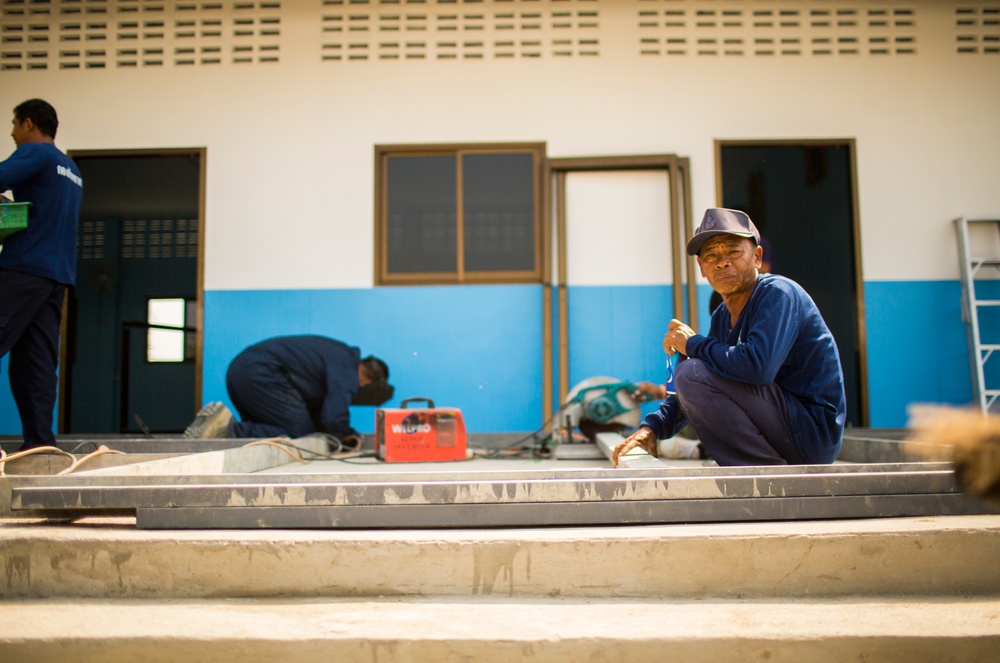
[
  {"xmin": 135, "ymin": 494, "xmax": 986, "ymax": 529},
  {"xmin": 4, "ymin": 430, "xmax": 994, "ymax": 529},
  {"xmin": 10, "ymin": 468, "xmax": 962, "ymax": 510}
]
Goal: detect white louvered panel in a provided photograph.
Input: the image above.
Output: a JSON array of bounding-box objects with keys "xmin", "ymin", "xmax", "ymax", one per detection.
[
  {"xmin": 636, "ymin": 1, "xmax": 919, "ymax": 58},
  {"xmin": 320, "ymin": 0, "xmax": 601, "ymax": 61},
  {"xmin": 0, "ymin": 0, "xmax": 282, "ymax": 70}
]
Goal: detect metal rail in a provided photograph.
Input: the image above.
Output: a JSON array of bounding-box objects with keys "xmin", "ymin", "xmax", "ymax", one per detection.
[
  {"xmin": 4, "ymin": 431, "xmax": 992, "ymax": 529},
  {"xmin": 6, "ymin": 461, "xmax": 989, "ymax": 529},
  {"xmin": 135, "ymin": 494, "xmax": 983, "ymax": 529}
]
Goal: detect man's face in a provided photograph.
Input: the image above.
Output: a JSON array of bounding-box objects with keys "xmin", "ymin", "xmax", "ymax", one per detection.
[
  {"xmin": 697, "ymin": 235, "xmax": 762, "ymax": 297},
  {"xmin": 10, "ymin": 116, "xmax": 30, "ymax": 146}
]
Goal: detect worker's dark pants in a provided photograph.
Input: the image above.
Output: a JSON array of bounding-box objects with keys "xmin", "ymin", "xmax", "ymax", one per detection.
[
  {"xmin": 0, "ymin": 269, "xmax": 65, "ymax": 450},
  {"xmin": 225, "ymin": 354, "xmax": 316, "ymax": 439},
  {"xmin": 674, "ymin": 358, "xmax": 807, "ymax": 466}
]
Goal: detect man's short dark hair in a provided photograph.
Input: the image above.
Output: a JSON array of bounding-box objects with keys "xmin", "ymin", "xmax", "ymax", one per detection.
[
  {"xmin": 361, "ymin": 355, "xmax": 389, "ymax": 383},
  {"xmin": 14, "ymin": 99, "xmax": 58, "ymax": 139}
]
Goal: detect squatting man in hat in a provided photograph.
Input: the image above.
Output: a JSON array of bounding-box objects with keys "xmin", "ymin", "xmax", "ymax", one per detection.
[
  {"xmin": 184, "ymin": 335, "xmax": 393, "ymax": 444},
  {"xmin": 612, "ymin": 208, "xmax": 846, "ymax": 467}
]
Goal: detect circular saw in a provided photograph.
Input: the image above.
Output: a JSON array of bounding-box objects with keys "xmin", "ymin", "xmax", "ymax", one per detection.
[{"xmin": 558, "ymin": 376, "xmax": 641, "ymax": 437}]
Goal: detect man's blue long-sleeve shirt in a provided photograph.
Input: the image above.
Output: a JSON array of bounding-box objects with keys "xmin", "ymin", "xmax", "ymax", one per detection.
[
  {"xmin": 0, "ymin": 142, "xmax": 83, "ymax": 285},
  {"xmin": 643, "ymin": 274, "xmax": 846, "ymax": 463}
]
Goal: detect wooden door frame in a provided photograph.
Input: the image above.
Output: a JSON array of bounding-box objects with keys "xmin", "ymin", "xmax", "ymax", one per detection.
[{"xmin": 543, "ymin": 155, "xmax": 694, "ymax": 420}]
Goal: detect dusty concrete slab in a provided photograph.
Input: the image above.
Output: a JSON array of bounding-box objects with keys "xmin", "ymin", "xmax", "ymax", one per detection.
[
  {"xmin": 78, "ymin": 435, "xmax": 330, "ymax": 476},
  {"xmin": 3, "ymin": 515, "xmax": 1000, "ymax": 600},
  {"xmin": 0, "ymin": 453, "xmax": 178, "ymax": 476},
  {"xmin": 1, "ymin": 595, "xmax": 998, "ymax": 663},
  {"xmin": 0, "ymin": 436, "xmax": 332, "ymax": 518}
]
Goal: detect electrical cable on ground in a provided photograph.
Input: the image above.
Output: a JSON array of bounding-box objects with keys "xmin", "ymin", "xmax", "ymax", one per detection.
[
  {"xmin": 242, "ymin": 437, "xmax": 311, "ymax": 463},
  {"xmin": 241, "ymin": 434, "xmax": 372, "ymax": 464},
  {"xmin": 69, "ymin": 440, "xmax": 102, "ymax": 454},
  {"xmin": 478, "ymin": 405, "xmax": 569, "ymax": 460}
]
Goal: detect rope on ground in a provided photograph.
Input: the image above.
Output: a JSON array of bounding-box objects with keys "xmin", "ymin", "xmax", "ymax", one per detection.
[
  {"xmin": 56, "ymin": 445, "xmax": 125, "ymax": 475},
  {"xmin": 0, "ymin": 446, "xmax": 76, "ymax": 477}
]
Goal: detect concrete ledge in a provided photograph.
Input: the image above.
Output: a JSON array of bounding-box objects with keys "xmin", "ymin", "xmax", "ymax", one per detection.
[
  {"xmin": 77, "ymin": 435, "xmax": 330, "ymax": 477},
  {"xmin": 2, "ymin": 596, "xmax": 998, "ymax": 663},
  {"xmin": 3, "ymin": 515, "xmax": 1000, "ymax": 600},
  {"xmin": 0, "ymin": 453, "xmax": 180, "ymax": 476},
  {"xmin": 0, "ymin": 433, "xmax": 528, "ymax": 456},
  {"xmin": 0, "ymin": 438, "xmax": 248, "ymax": 455},
  {"xmin": 0, "ymin": 437, "xmax": 331, "ymax": 519}
]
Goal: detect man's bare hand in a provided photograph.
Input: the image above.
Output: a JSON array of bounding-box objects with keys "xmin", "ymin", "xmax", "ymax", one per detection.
[
  {"xmin": 663, "ymin": 318, "xmax": 696, "ymax": 356},
  {"xmin": 631, "ymin": 381, "xmax": 667, "ymax": 402},
  {"xmin": 612, "ymin": 426, "xmax": 658, "ymax": 467}
]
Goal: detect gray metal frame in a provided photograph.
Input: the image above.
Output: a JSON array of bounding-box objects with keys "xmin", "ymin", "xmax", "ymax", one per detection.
[
  {"xmin": 6, "ymin": 461, "xmax": 989, "ymax": 529},
  {"xmin": 136, "ymin": 494, "xmax": 982, "ymax": 529},
  {"xmin": 4, "ymin": 431, "xmax": 990, "ymax": 529}
]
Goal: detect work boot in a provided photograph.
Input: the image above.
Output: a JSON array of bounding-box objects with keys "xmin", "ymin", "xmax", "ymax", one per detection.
[{"xmin": 183, "ymin": 401, "xmax": 233, "ymax": 439}]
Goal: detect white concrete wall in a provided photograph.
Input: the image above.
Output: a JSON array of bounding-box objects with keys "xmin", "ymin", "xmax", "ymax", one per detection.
[
  {"xmin": 0, "ymin": 0, "xmax": 995, "ymax": 431},
  {"xmin": 1, "ymin": 0, "xmax": 995, "ymax": 290}
]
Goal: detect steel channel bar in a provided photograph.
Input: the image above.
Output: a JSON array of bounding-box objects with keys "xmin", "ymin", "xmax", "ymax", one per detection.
[
  {"xmin": 12, "ymin": 469, "xmax": 959, "ymax": 511},
  {"xmin": 5, "ymin": 461, "xmax": 955, "ymax": 488},
  {"xmin": 134, "ymin": 493, "xmax": 990, "ymax": 529}
]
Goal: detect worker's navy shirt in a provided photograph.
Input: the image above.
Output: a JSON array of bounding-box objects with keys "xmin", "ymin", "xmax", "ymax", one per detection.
[
  {"xmin": 643, "ymin": 273, "xmax": 847, "ymax": 463},
  {"xmin": 0, "ymin": 142, "xmax": 83, "ymax": 285},
  {"xmin": 237, "ymin": 335, "xmax": 361, "ymax": 438}
]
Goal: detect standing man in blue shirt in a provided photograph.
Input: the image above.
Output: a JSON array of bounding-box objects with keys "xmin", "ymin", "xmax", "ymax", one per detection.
[
  {"xmin": 613, "ymin": 208, "xmax": 846, "ymax": 466},
  {"xmin": 0, "ymin": 99, "xmax": 83, "ymax": 450}
]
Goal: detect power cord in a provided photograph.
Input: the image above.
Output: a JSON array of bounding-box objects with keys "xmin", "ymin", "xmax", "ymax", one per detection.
[
  {"xmin": 240, "ymin": 434, "xmax": 375, "ymax": 463},
  {"xmin": 478, "ymin": 405, "xmax": 569, "ymax": 459}
]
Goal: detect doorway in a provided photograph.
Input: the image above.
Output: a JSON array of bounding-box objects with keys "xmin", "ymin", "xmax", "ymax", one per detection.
[
  {"xmin": 62, "ymin": 150, "xmax": 204, "ymax": 434},
  {"xmin": 717, "ymin": 141, "xmax": 867, "ymax": 427},
  {"xmin": 545, "ymin": 155, "xmax": 694, "ymax": 416}
]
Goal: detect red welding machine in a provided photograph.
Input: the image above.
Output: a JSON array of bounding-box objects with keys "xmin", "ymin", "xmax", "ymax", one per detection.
[{"xmin": 374, "ymin": 397, "xmax": 467, "ymax": 463}]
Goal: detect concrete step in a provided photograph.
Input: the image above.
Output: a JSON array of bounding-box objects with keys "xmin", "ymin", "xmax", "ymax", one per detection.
[
  {"xmin": 4, "ymin": 515, "xmax": 1000, "ymax": 600},
  {"xmin": 2, "ymin": 595, "xmax": 999, "ymax": 662}
]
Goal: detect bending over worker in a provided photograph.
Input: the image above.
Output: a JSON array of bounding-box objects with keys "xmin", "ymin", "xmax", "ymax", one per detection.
[
  {"xmin": 613, "ymin": 208, "xmax": 846, "ymax": 467},
  {"xmin": 184, "ymin": 335, "xmax": 393, "ymax": 441}
]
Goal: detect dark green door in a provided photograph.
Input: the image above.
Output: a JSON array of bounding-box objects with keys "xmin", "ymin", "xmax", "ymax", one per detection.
[{"xmin": 65, "ymin": 153, "xmax": 201, "ymax": 434}]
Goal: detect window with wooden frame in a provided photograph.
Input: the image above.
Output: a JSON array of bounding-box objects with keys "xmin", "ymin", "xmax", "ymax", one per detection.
[{"xmin": 375, "ymin": 143, "xmax": 545, "ymax": 285}]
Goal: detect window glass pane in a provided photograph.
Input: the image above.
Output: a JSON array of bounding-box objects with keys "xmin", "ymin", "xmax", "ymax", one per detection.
[
  {"xmin": 148, "ymin": 298, "xmax": 185, "ymax": 328},
  {"xmin": 565, "ymin": 170, "xmax": 673, "ymax": 285},
  {"xmin": 147, "ymin": 298, "xmax": 185, "ymax": 363},
  {"xmin": 462, "ymin": 152, "xmax": 535, "ymax": 272},
  {"xmin": 386, "ymin": 155, "xmax": 457, "ymax": 274}
]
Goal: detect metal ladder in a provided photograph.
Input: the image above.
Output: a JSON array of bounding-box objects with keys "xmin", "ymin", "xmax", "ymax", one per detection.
[{"xmin": 955, "ymin": 216, "xmax": 1000, "ymax": 413}]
